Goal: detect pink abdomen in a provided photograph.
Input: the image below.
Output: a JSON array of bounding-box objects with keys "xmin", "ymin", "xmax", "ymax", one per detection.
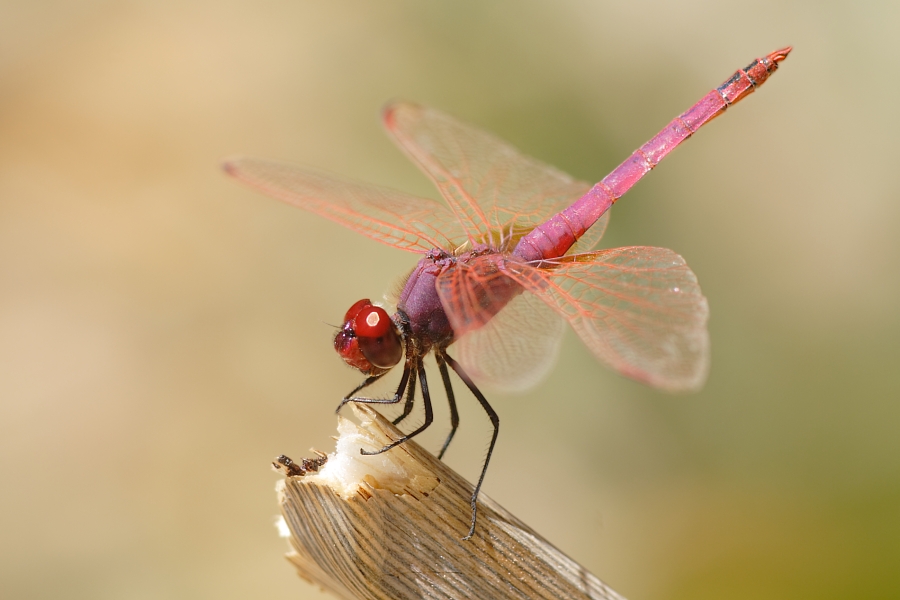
[{"xmin": 513, "ymin": 47, "xmax": 791, "ymax": 264}]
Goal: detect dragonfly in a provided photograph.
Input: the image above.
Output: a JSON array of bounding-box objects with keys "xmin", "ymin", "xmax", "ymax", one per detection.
[{"xmin": 225, "ymin": 47, "xmax": 791, "ymax": 539}]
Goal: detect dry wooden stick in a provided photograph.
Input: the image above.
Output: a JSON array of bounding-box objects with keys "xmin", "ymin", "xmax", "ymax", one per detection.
[{"xmin": 274, "ymin": 405, "xmax": 627, "ymax": 600}]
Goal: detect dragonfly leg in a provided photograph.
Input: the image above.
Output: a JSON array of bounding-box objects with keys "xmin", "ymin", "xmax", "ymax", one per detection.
[
  {"xmin": 336, "ymin": 374, "xmax": 383, "ymax": 412},
  {"xmin": 360, "ymin": 360, "xmax": 434, "ymax": 456},
  {"xmin": 435, "ymin": 351, "xmax": 460, "ymax": 460},
  {"xmin": 391, "ymin": 367, "xmax": 418, "ymax": 426},
  {"xmin": 444, "ymin": 352, "xmax": 499, "ymax": 540},
  {"xmin": 335, "ymin": 361, "xmax": 410, "ymax": 414}
]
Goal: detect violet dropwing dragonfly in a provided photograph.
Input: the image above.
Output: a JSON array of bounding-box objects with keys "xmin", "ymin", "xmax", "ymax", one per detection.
[{"xmin": 226, "ymin": 47, "xmax": 791, "ymax": 538}]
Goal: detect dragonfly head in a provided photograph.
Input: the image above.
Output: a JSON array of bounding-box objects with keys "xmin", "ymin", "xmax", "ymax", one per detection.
[{"xmin": 333, "ymin": 299, "xmax": 402, "ymax": 374}]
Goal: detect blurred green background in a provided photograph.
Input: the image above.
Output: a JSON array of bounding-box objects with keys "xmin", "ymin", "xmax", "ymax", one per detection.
[{"xmin": 2, "ymin": 1, "xmax": 898, "ymax": 599}]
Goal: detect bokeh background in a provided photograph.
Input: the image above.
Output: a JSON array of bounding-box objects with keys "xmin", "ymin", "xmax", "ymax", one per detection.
[{"xmin": 2, "ymin": 1, "xmax": 898, "ymax": 598}]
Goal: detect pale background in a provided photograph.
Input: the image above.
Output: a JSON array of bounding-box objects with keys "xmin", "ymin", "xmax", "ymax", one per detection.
[{"xmin": 2, "ymin": 1, "xmax": 898, "ymax": 599}]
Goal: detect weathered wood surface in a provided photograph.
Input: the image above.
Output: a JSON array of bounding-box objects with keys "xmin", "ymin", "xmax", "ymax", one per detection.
[{"xmin": 276, "ymin": 405, "xmax": 627, "ymax": 600}]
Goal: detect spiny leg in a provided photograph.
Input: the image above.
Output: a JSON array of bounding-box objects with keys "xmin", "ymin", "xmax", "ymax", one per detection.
[
  {"xmin": 361, "ymin": 360, "xmax": 434, "ymax": 456},
  {"xmin": 342, "ymin": 373, "xmax": 385, "ymax": 400},
  {"xmin": 336, "ymin": 360, "xmax": 411, "ymax": 414},
  {"xmin": 435, "ymin": 350, "xmax": 460, "ymax": 460},
  {"xmin": 444, "ymin": 352, "xmax": 499, "ymax": 541},
  {"xmin": 391, "ymin": 367, "xmax": 417, "ymax": 426}
]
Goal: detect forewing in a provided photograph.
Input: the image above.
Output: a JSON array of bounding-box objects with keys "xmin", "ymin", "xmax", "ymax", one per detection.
[
  {"xmin": 503, "ymin": 247, "xmax": 710, "ymax": 392},
  {"xmin": 435, "ymin": 254, "xmax": 564, "ymax": 391},
  {"xmin": 224, "ymin": 157, "xmax": 464, "ymax": 253},
  {"xmin": 383, "ymin": 102, "xmax": 609, "ymax": 249}
]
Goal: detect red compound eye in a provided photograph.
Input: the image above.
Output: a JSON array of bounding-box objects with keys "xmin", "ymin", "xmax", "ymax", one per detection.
[
  {"xmin": 353, "ymin": 305, "xmax": 392, "ymax": 338},
  {"xmin": 343, "ymin": 298, "xmax": 373, "ymax": 323},
  {"xmin": 334, "ymin": 299, "xmax": 402, "ymax": 371}
]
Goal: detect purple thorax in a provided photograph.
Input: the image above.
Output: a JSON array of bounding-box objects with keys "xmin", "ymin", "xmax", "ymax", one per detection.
[{"xmin": 396, "ymin": 249, "xmax": 455, "ymax": 346}]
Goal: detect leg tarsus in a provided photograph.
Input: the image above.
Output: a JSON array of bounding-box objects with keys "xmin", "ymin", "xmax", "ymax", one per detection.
[
  {"xmin": 361, "ymin": 361, "xmax": 434, "ymax": 456},
  {"xmin": 336, "ymin": 363, "xmax": 410, "ymax": 414},
  {"xmin": 336, "ymin": 373, "xmax": 384, "ymax": 414},
  {"xmin": 444, "ymin": 352, "xmax": 498, "ymax": 541}
]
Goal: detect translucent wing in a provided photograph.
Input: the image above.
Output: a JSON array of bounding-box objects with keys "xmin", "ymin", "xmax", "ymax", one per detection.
[
  {"xmin": 383, "ymin": 102, "xmax": 610, "ymax": 251},
  {"xmin": 453, "ymin": 290, "xmax": 565, "ymax": 392},
  {"xmin": 223, "ymin": 157, "xmax": 465, "ymax": 253},
  {"xmin": 433, "ymin": 252, "xmax": 519, "ymax": 334},
  {"xmin": 434, "ymin": 254, "xmax": 565, "ymax": 391},
  {"xmin": 502, "ymin": 247, "xmax": 710, "ymax": 392}
]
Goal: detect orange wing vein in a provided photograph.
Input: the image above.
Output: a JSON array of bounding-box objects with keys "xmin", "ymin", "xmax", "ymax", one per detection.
[
  {"xmin": 223, "ymin": 157, "xmax": 464, "ymax": 253},
  {"xmin": 382, "ymin": 102, "xmax": 609, "ymax": 251},
  {"xmin": 436, "ymin": 248, "xmax": 710, "ymax": 392}
]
